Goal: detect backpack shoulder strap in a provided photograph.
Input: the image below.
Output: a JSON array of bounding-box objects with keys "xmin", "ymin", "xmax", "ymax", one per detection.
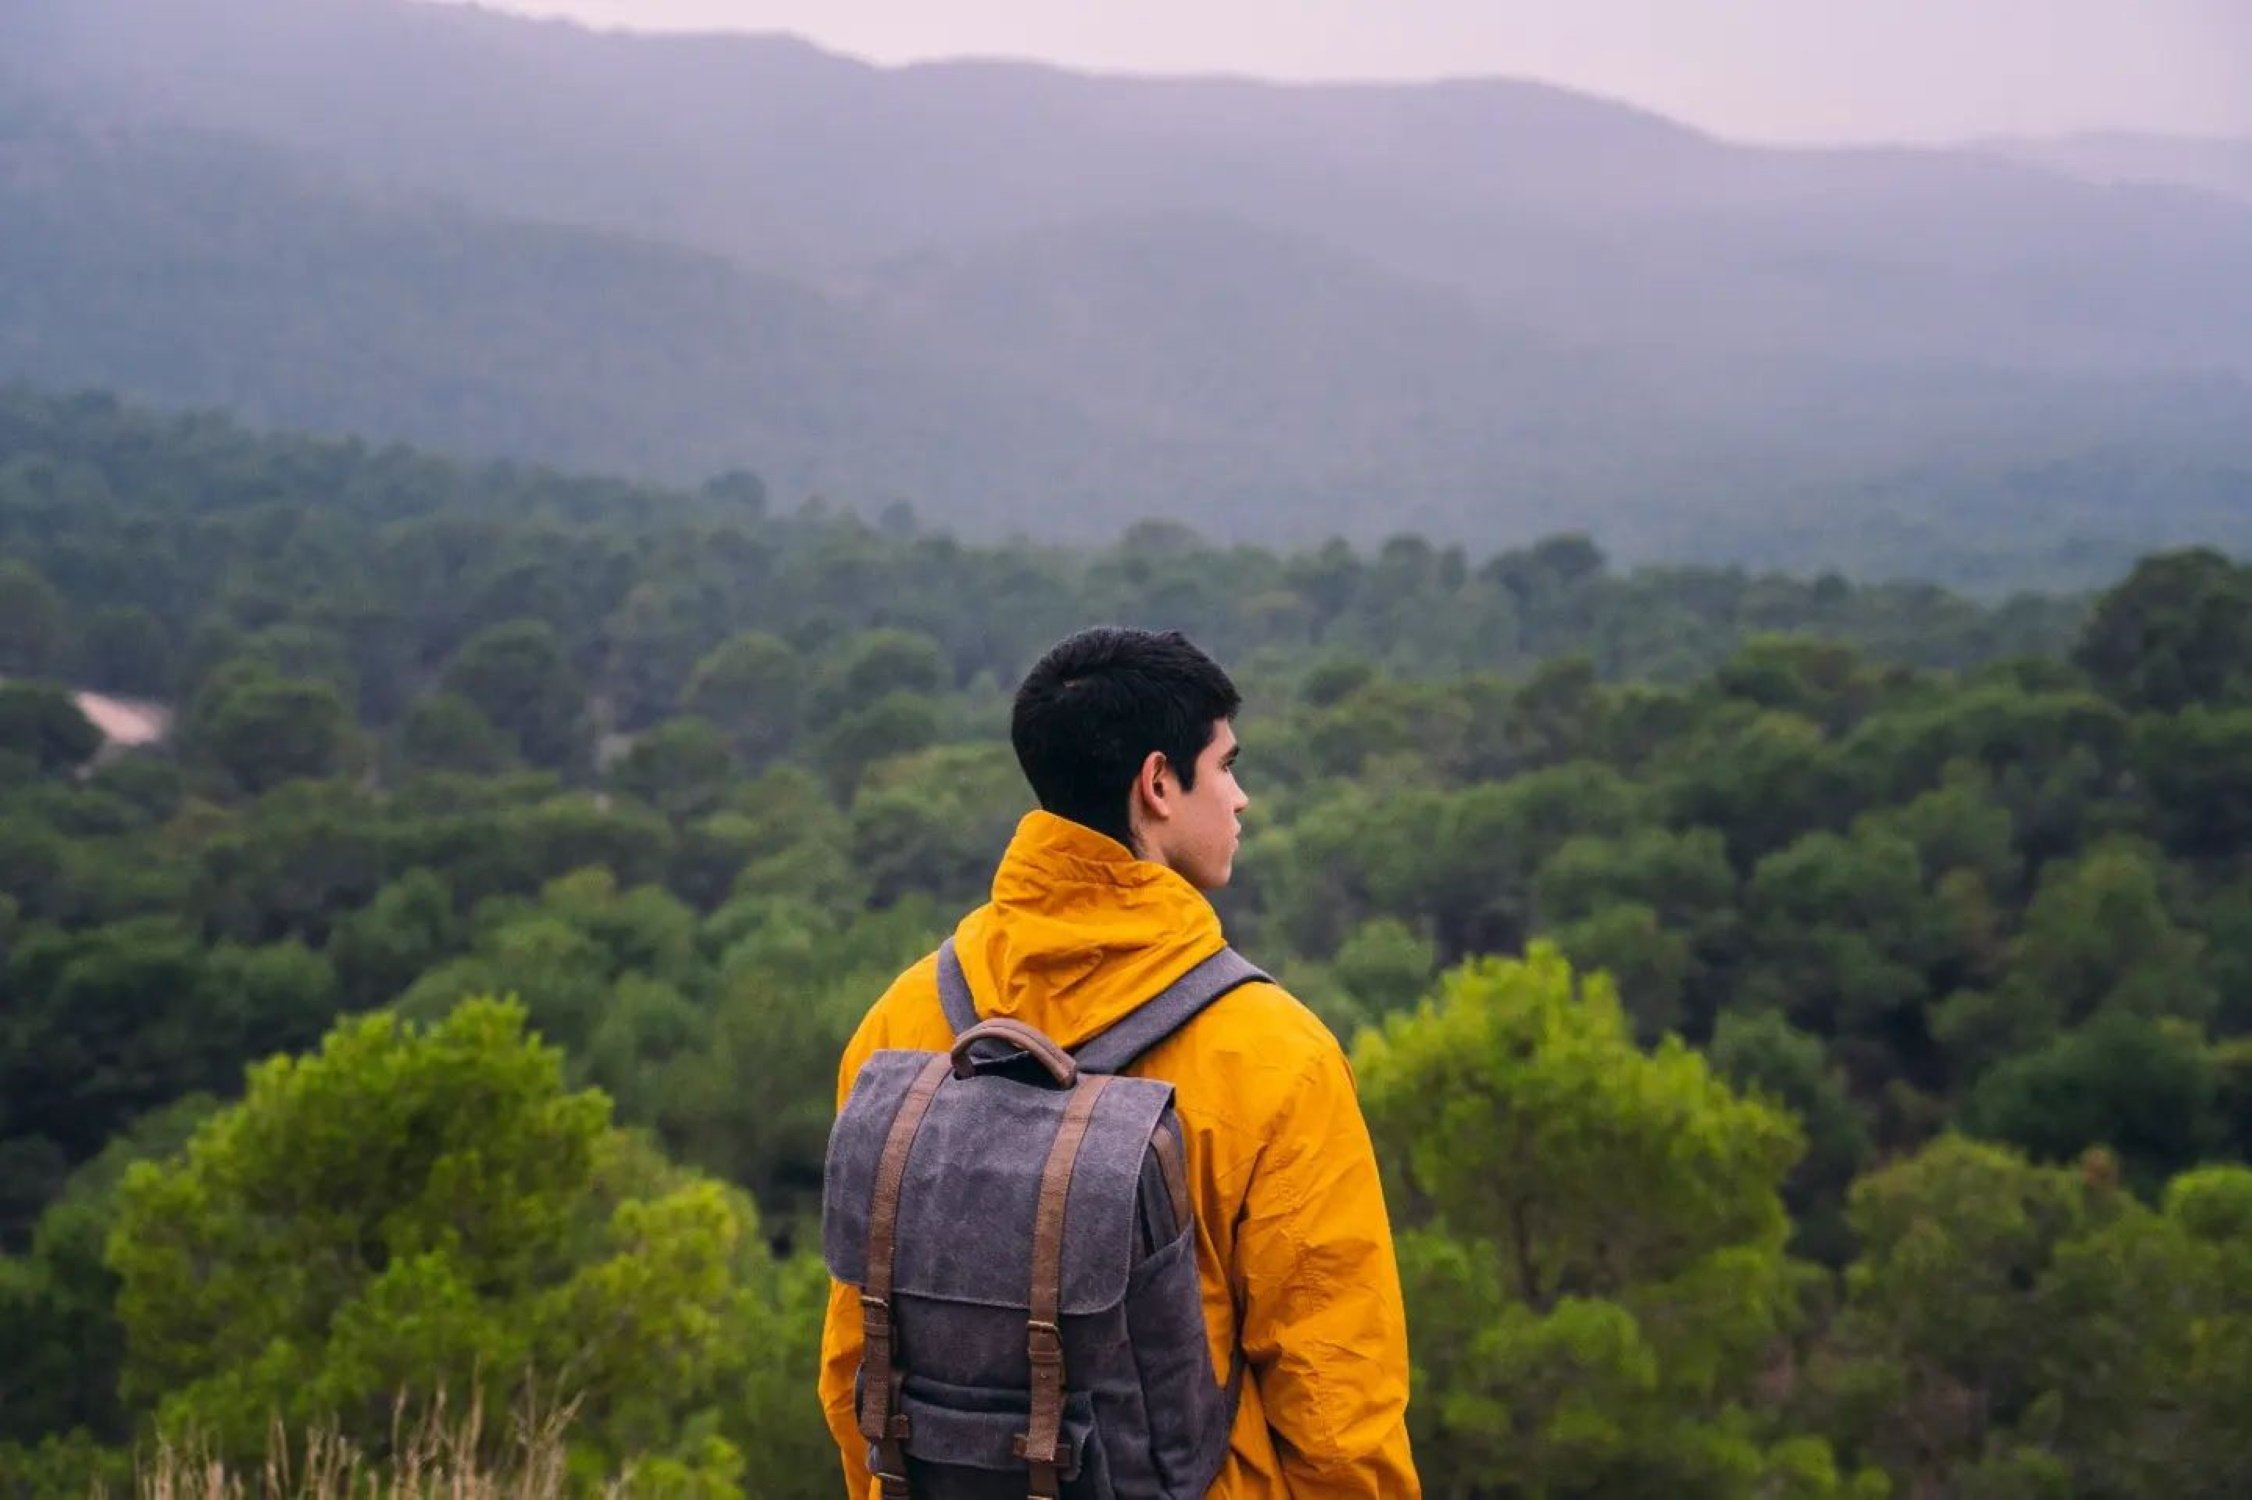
[
  {"xmin": 1072, "ymin": 946, "xmax": 1270, "ymax": 1076},
  {"xmin": 935, "ymin": 937, "xmax": 980, "ymax": 1035},
  {"xmin": 935, "ymin": 936, "xmax": 1271, "ymax": 1072}
]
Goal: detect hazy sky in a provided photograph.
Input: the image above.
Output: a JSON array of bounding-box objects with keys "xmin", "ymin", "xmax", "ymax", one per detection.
[{"xmin": 450, "ymin": 0, "xmax": 2252, "ymax": 143}]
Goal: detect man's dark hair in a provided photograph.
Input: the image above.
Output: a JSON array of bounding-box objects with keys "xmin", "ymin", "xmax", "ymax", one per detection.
[{"xmin": 1011, "ymin": 627, "xmax": 1241, "ymax": 848}]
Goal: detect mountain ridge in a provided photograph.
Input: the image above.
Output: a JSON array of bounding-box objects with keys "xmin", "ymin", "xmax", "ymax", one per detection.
[{"xmin": 8, "ymin": 0, "xmax": 2252, "ymax": 588}]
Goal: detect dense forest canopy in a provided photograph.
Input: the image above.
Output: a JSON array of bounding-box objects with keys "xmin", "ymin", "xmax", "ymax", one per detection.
[{"xmin": 0, "ymin": 387, "xmax": 2248, "ymax": 1496}]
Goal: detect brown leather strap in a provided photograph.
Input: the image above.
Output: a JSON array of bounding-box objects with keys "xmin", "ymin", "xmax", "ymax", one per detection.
[
  {"xmin": 951, "ymin": 1017, "xmax": 1079, "ymax": 1088},
  {"xmin": 873, "ymin": 1370, "xmax": 911, "ymax": 1499},
  {"xmin": 1019, "ymin": 1074, "xmax": 1111, "ymax": 1498},
  {"xmin": 1151, "ymin": 1120, "xmax": 1192, "ymax": 1235},
  {"xmin": 859, "ymin": 1053, "xmax": 952, "ymax": 1473}
]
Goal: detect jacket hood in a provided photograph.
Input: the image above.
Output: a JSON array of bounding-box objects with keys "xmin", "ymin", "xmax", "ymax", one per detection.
[{"xmin": 951, "ymin": 810, "xmax": 1228, "ymax": 1050}]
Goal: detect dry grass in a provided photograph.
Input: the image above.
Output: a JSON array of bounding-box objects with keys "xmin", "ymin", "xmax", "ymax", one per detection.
[{"xmin": 126, "ymin": 1387, "xmax": 628, "ymax": 1500}]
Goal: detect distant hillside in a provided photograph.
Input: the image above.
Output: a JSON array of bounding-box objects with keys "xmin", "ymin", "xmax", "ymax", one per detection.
[
  {"xmin": 0, "ymin": 111, "xmax": 1112, "ymax": 506},
  {"xmin": 29, "ymin": 0, "xmax": 2252, "ymax": 376},
  {"xmin": 1980, "ymin": 132, "xmax": 2252, "ymax": 206},
  {"xmin": 7, "ymin": 0, "xmax": 2252, "ymax": 588}
]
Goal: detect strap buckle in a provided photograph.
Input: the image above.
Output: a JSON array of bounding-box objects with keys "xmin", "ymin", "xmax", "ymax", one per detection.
[{"xmin": 1026, "ymin": 1319, "xmax": 1064, "ymax": 1365}]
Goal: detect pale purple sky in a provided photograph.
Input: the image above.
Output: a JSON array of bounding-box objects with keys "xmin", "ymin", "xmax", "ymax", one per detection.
[{"xmin": 444, "ymin": 0, "xmax": 2252, "ymax": 143}]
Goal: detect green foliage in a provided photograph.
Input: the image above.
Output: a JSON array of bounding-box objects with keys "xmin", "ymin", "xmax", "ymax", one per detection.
[
  {"xmin": 0, "ymin": 558, "xmax": 67, "ymax": 677},
  {"xmin": 442, "ymin": 621, "xmax": 589, "ymax": 775},
  {"xmin": 0, "ymin": 390, "xmax": 2247, "ymax": 1489},
  {"xmin": 1358, "ymin": 946, "xmax": 1864, "ymax": 1497},
  {"xmin": 1, "ymin": 917, "xmax": 336, "ymax": 1166},
  {"xmin": 1965, "ymin": 1012, "xmax": 2220, "ymax": 1191},
  {"xmin": 2073, "ymin": 547, "xmax": 2252, "ymax": 713},
  {"xmin": 681, "ymin": 631, "xmax": 803, "ymax": 766},
  {"xmin": 1710, "ymin": 1010, "xmax": 1872, "ymax": 1263},
  {"xmin": 0, "ymin": 1096, "xmax": 212, "ymax": 1448},
  {"xmin": 398, "ymin": 690, "xmax": 518, "ymax": 776},
  {"xmin": 0, "ymin": 681, "xmax": 102, "ymax": 775},
  {"xmin": 328, "ymin": 869, "xmax": 463, "ymax": 1009},
  {"xmin": 2132, "ymin": 706, "xmax": 2252, "ymax": 859},
  {"xmin": 186, "ymin": 666, "xmax": 358, "ymax": 795},
  {"xmin": 848, "ymin": 743, "xmax": 1029, "ymax": 911},
  {"xmin": 75, "ymin": 604, "xmax": 175, "ymax": 699},
  {"xmin": 105, "ymin": 1000, "xmax": 775, "ymax": 1484},
  {"xmin": 808, "ymin": 629, "xmax": 947, "ymax": 728},
  {"xmin": 811, "ymin": 690, "xmax": 941, "ymax": 801},
  {"xmin": 1327, "ymin": 917, "xmax": 1439, "ymax": 1024},
  {"xmin": 1815, "ymin": 1139, "xmax": 2252, "ymax": 1498},
  {"xmin": 1939, "ymin": 843, "xmax": 2217, "ymax": 1081},
  {"xmin": 609, "ymin": 717, "xmax": 736, "ymax": 822},
  {"xmin": 1360, "ymin": 945, "xmax": 1803, "ymax": 1301}
]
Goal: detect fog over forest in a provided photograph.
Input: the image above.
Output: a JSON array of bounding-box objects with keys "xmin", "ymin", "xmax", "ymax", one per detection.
[
  {"xmin": 7, "ymin": 0, "xmax": 2251, "ymax": 587},
  {"xmin": 3, "ymin": 5, "xmax": 2251, "ymax": 1498}
]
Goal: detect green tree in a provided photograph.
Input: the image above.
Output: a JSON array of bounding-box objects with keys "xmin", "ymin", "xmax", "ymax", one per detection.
[
  {"xmin": 807, "ymin": 628, "xmax": 945, "ymax": 728},
  {"xmin": 398, "ymin": 690, "xmax": 518, "ymax": 775},
  {"xmin": 441, "ymin": 620, "xmax": 589, "ymax": 774},
  {"xmin": 0, "ymin": 682, "xmax": 104, "ymax": 775},
  {"xmin": 1937, "ymin": 842, "xmax": 2215, "ymax": 1080},
  {"xmin": 1965, "ymin": 1012, "xmax": 2220, "ymax": 1192},
  {"xmin": 811, "ymin": 689, "xmax": 941, "ymax": 801},
  {"xmin": 602, "ymin": 580, "xmax": 714, "ymax": 732},
  {"xmin": 2073, "ymin": 547, "xmax": 2252, "ymax": 713},
  {"xmin": 187, "ymin": 667, "xmax": 357, "ymax": 795},
  {"xmin": 846, "ymin": 743, "xmax": 1028, "ymax": 910},
  {"xmin": 609, "ymin": 716, "xmax": 736, "ymax": 822},
  {"xmin": 1739, "ymin": 827, "xmax": 1948, "ymax": 1087},
  {"xmin": 1551, "ymin": 902, "xmax": 1693, "ymax": 1042},
  {"xmin": 0, "ymin": 559, "xmax": 66, "ymax": 677},
  {"xmin": 1356, "ymin": 946, "xmax": 1865, "ymax": 1497},
  {"xmin": 1814, "ymin": 1136, "xmax": 2100, "ymax": 1498},
  {"xmin": 720, "ymin": 766, "xmax": 865, "ymax": 910},
  {"xmin": 1327, "ymin": 916, "xmax": 1438, "ymax": 1024},
  {"xmin": 0, "ymin": 1096, "xmax": 212, "ymax": 1447},
  {"xmin": 682, "ymin": 630, "xmax": 804, "ymax": 766},
  {"xmin": 1811, "ymin": 1138, "xmax": 2252, "ymax": 1499},
  {"xmin": 1, "ymin": 919, "xmax": 335, "ymax": 1167},
  {"xmin": 1666, "ymin": 708, "xmax": 1858, "ymax": 868},
  {"xmin": 107, "ymin": 1000, "xmax": 764, "ymax": 1486},
  {"xmin": 1710, "ymin": 1009, "xmax": 1872, "ymax": 1263},
  {"xmin": 1535, "ymin": 826, "xmax": 1739, "ymax": 1037},
  {"xmin": 1716, "ymin": 636, "xmax": 1895, "ymax": 738},
  {"xmin": 2133, "ymin": 706, "xmax": 2252, "ymax": 860},
  {"xmin": 76, "ymin": 604, "xmax": 177, "ymax": 700},
  {"xmin": 327, "ymin": 868, "xmax": 463, "ymax": 1009}
]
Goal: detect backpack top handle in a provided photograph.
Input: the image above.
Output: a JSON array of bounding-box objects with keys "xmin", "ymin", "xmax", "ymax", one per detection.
[{"xmin": 951, "ymin": 1016, "xmax": 1080, "ymax": 1088}]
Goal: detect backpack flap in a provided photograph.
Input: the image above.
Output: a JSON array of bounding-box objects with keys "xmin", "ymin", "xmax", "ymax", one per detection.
[{"xmin": 823, "ymin": 1048, "xmax": 1176, "ymax": 1315}]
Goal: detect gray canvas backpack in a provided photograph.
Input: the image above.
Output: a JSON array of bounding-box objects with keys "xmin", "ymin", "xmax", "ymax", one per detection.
[{"xmin": 821, "ymin": 937, "xmax": 1270, "ymax": 1499}]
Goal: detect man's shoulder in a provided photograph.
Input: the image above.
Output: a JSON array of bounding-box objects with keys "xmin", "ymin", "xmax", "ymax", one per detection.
[
  {"xmin": 1151, "ymin": 963, "xmax": 1352, "ymax": 1096},
  {"xmin": 1211, "ymin": 969, "xmax": 1344, "ymax": 1059},
  {"xmin": 834, "ymin": 948, "xmax": 949, "ymax": 1099}
]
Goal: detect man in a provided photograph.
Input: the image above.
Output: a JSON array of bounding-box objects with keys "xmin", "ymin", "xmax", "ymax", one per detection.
[{"xmin": 818, "ymin": 626, "xmax": 1421, "ymax": 1497}]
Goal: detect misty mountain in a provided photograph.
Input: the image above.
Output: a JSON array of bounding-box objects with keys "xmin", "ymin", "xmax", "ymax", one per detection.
[
  {"xmin": 0, "ymin": 106, "xmax": 1691, "ymax": 544},
  {"xmin": 1981, "ymin": 133, "xmax": 2252, "ymax": 207},
  {"xmin": 29, "ymin": 0, "xmax": 2252, "ymax": 378},
  {"xmin": 7, "ymin": 0, "xmax": 2252, "ymax": 587},
  {"xmin": 0, "ymin": 107, "xmax": 1128, "ymax": 507}
]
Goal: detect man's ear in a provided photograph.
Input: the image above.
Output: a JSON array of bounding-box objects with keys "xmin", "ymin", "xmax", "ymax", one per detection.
[{"xmin": 1133, "ymin": 749, "xmax": 1173, "ymax": 823}]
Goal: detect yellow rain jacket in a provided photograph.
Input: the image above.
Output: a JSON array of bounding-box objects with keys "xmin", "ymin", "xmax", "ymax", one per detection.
[{"xmin": 819, "ymin": 811, "xmax": 1420, "ymax": 1498}]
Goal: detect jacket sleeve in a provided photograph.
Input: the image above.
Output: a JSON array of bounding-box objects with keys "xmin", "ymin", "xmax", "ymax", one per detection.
[
  {"xmin": 819, "ymin": 1274, "xmax": 873, "ymax": 1499},
  {"xmin": 1234, "ymin": 1042, "xmax": 1422, "ymax": 1497},
  {"xmin": 818, "ymin": 1015, "xmax": 883, "ymax": 1499}
]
